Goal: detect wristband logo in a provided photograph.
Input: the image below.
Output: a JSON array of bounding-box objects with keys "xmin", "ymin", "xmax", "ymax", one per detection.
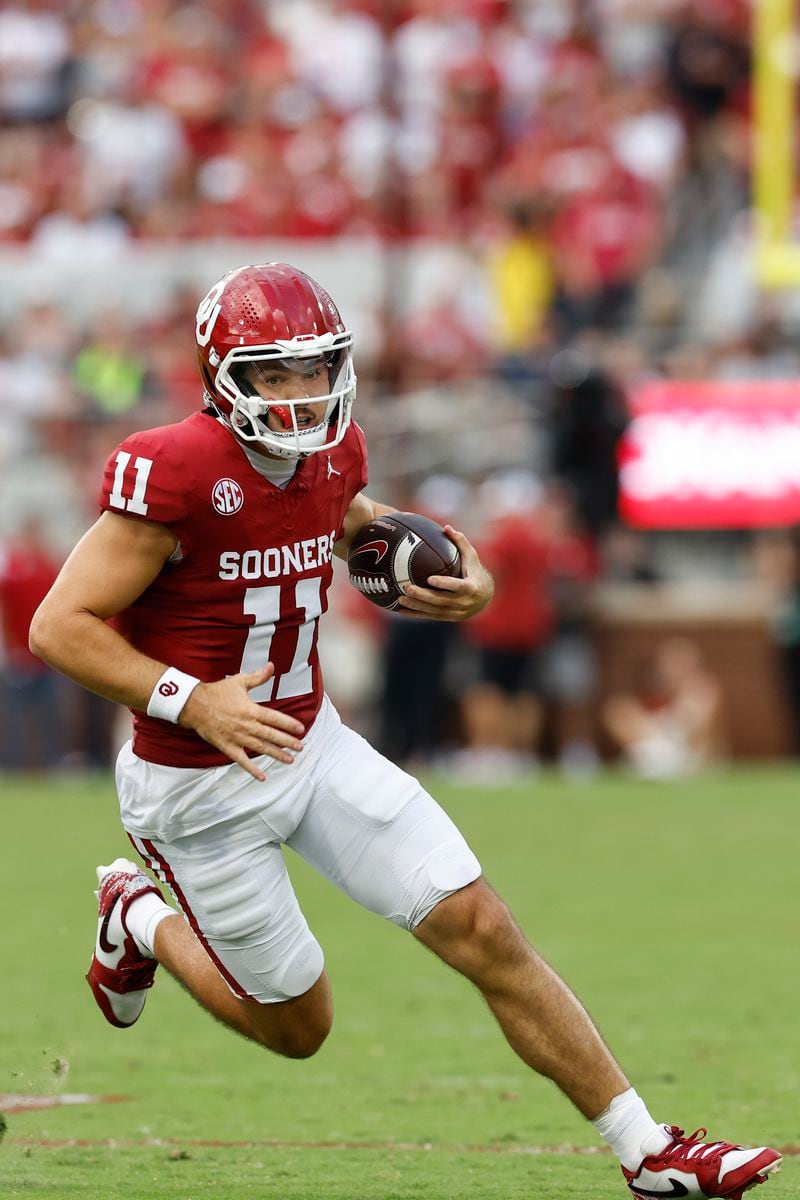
[{"xmin": 159, "ymin": 681, "xmax": 180, "ymax": 697}]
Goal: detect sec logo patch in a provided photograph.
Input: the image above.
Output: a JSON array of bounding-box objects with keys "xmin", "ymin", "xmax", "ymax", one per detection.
[{"xmin": 212, "ymin": 478, "xmax": 244, "ymax": 515}]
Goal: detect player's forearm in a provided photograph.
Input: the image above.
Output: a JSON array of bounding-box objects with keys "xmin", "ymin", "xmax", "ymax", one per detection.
[
  {"xmin": 335, "ymin": 494, "xmax": 397, "ymax": 558},
  {"xmin": 29, "ymin": 607, "xmax": 168, "ymax": 711}
]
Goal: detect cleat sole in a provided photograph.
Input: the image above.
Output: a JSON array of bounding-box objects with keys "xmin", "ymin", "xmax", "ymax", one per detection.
[
  {"xmin": 722, "ymin": 1158, "xmax": 783, "ymax": 1200},
  {"xmin": 629, "ymin": 1158, "xmax": 782, "ymax": 1200}
]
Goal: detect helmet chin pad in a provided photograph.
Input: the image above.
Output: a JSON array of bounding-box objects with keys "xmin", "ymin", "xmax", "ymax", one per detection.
[{"xmin": 262, "ymin": 418, "xmax": 330, "ymax": 456}]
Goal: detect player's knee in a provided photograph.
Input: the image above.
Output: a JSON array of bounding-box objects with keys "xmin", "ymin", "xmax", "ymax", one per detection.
[
  {"xmin": 416, "ymin": 878, "xmax": 521, "ymax": 973},
  {"xmin": 287, "ymin": 1012, "xmax": 332, "ymax": 1058},
  {"xmin": 446, "ymin": 878, "xmax": 512, "ymax": 947},
  {"xmin": 245, "ymin": 974, "xmax": 334, "ymax": 1059},
  {"xmin": 469, "ymin": 885, "xmax": 519, "ymax": 958},
  {"xmin": 268, "ymin": 1013, "xmax": 332, "ymax": 1059}
]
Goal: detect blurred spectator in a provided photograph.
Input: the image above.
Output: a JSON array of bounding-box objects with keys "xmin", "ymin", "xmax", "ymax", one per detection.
[
  {"xmin": 601, "ymin": 523, "xmax": 660, "ymax": 585},
  {"xmin": 0, "ymin": 126, "xmax": 48, "ymax": 241},
  {"xmin": 135, "ymin": 6, "xmax": 235, "ymax": 155},
  {"xmin": 141, "ymin": 285, "xmax": 205, "ymax": 417},
  {"xmin": 602, "ymin": 636, "xmax": 727, "ymax": 779},
  {"xmin": 72, "ymin": 309, "xmax": 149, "ymax": 419},
  {"xmin": 0, "ymin": 302, "xmax": 75, "ymax": 452},
  {"xmin": 31, "ymin": 181, "xmax": 132, "ymax": 260},
  {"xmin": 393, "ymin": 0, "xmax": 479, "ymax": 124},
  {"xmin": 665, "ymin": 0, "xmax": 749, "ymax": 126},
  {"xmin": 394, "ymin": 296, "xmax": 487, "ymax": 391},
  {"xmin": 538, "ymin": 481, "xmax": 601, "ymax": 777},
  {"xmin": 0, "ymin": 520, "xmax": 61, "ymax": 768},
  {"xmin": 552, "ymin": 164, "xmax": 661, "ymax": 335},
  {"xmin": 319, "ymin": 567, "xmax": 383, "ymax": 738},
  {"xmin": 277, "ymin": 0, "xmax": 384, "ymax": 115},
  {"xmin": 435, "ymin": 52, "xmax": 504, "ymax": 226},
  {"xmin": 0, "ymin": 0, "xmax": 71, "ymax": 123},
  {"xmin": 456, "ymin": 471, "xmax": 553, "ymax": 780},
  {"xmin": 487, "ymin": 202, "xmax": 555, "ymax": 360},
  {"xmin": 68, "ymin": 87, "xmax": 188, "ymax": 213},
  {"xmin": 610, "ymin": 76, "xmax": 686, "ymax": 192},
  {"xmin": 549, "ymin": 350, "xmax": 628, "ymax": 537},
  {"xmin": 376, "ymin": 475, "xmax": 468, "ymax": 767}
]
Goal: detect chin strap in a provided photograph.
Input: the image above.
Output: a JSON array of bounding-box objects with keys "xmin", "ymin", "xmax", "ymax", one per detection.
[{"xmin": 203, "ymin": 394, "xmax": 225, "ymax": 421}]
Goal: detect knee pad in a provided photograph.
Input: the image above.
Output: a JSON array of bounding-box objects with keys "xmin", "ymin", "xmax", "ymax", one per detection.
[
  {"xmin": 272, "ymin": 934, "xmax": 325, "ymax": 1001},
  {"xmin": 241, "ymin": 926, "xmax": 325, "ymax": 1003}
]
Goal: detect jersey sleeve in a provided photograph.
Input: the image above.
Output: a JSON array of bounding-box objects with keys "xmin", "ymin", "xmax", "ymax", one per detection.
[{"xmin": 99, "ymin": 429, "xmax": 190, "ymax": 532}]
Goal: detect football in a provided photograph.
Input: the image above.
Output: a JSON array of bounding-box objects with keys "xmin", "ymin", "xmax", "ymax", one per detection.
[{"xmin": 348, "ymin": 511, "xmax": 461, "ymax": 610}]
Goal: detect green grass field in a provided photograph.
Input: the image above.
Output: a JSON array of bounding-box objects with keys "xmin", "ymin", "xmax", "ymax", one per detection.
[{"xmin": 2, "ymin": 766, "xmax": 798, "ymax": 1200}]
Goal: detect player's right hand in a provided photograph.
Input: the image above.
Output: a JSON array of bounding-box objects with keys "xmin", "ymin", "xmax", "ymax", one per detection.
[{"xmin": 179, "ymin": 664, "xmax": 305, "ymax": 781}]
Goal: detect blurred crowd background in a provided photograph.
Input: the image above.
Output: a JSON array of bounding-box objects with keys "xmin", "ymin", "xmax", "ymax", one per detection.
[{"xmin": 3, "ymin": 0, "xmax": 800, "ymax": 779}]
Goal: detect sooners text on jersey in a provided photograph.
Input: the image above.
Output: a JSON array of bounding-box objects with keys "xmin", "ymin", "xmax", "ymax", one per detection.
[{"xmin": 100, "ymin": 411, "xmax": 368, "ymax": 767}]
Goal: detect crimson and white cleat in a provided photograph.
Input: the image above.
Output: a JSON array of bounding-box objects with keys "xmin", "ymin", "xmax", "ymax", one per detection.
[
  {"xmin": 623, "ymin": 1126, "xmax": 782, "ymax": 1199},
  {"xmin": 86, "ymin": 858, "xmax": 163, "ymax": 1028}
]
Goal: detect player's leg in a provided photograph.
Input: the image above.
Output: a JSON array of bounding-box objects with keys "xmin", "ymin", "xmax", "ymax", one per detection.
[
  {"xmin": 150, "ymin": 908, "xmax": 332, "ymax": 1058},
  {"xmin": 290, "ymin": 710, "xmax": 781, "ymax": 1198},
  {"xmin": 601, "ymin": 693, "xmax": 653, "ymax": 754},
  {"xmin": 412, "ymin": 876, "xmax": 626, "ymax": 1117},
  {"xmin": 87, "ymin": 815, "xmax": 333, "ymax": 1058},
  {"xmin": 133, "ymin": 824, "xmax": 333, "ymax": 1058},
  {"xmin": 292, "ymin": 734, "xmax": 634, "ymax": 1124},
  {"xmin": 88, "ymin": 740, "xmax": 338, "ymax": 1056},
  {"xmin": 293, "ymin": 721, "xmax": 624, "ymax": 1114},
  {"xmin": 412, "ymin": 868, "xmax": 781, "ymax": 1196}
]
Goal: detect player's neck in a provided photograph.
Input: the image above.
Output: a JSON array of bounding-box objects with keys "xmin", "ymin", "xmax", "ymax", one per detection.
[{"xmin": 238, "ymin": 439, "xmax": 299, "ymax": 488}]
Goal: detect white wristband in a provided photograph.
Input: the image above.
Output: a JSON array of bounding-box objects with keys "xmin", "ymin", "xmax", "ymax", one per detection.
[{"xmin": 146, "ymin": 668, "xmax": 201, "ymax": 723}]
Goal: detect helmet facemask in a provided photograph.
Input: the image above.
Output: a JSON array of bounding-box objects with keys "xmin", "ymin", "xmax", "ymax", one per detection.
[{"xmin": 215, "ymin": 332, "xmax": 356, "ymax": 460}]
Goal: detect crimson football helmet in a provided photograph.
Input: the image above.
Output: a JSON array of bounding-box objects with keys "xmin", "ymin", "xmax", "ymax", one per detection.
[{"xmin": 195, "ymin": 262, "xmax": 356, "ymax": 459}]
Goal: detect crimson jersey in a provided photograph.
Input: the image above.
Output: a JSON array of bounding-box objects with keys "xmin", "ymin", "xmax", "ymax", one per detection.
[{"xmin": 99, "ymin": 411, "xmax": 368, "ymax": 768}]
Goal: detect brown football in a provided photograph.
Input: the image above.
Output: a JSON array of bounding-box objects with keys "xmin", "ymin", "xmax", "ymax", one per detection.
[{"xmin": 347, "ymin": 512, "xmax": 461, "ymax": 610}]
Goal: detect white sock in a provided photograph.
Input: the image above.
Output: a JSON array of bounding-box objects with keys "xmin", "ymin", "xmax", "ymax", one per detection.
[
  {"xmin": 592, "ymin": 1088, "xmax": 671, "ymax": 1171},
  {"xmin": 125, "ymin": 891, "xmax": 175, "ymax": 958}
]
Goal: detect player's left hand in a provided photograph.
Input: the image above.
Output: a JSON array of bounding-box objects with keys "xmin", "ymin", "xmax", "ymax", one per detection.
[{"xmin": 397, "ymin": 525, "xmax": 494, "ymax": 622}]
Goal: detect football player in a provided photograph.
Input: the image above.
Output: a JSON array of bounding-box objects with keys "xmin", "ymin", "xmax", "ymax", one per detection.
[{"xmin": 30, "ymin": 264, "xmax": 780, "ymax": 1200}]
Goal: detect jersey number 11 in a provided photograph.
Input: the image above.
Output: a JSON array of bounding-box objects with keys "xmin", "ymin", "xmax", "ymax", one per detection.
[{"xmin": 241, "ymin": 577, "xmax": 323, "ymax": 702}]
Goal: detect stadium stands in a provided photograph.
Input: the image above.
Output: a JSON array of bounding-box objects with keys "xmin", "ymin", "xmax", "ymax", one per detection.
[{"xmin": 2, "ymin": 0, "xmax": 796, "ymax": 769}]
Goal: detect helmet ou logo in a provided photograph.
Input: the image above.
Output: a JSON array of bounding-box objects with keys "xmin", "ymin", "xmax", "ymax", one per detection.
[{"xmin": 196, "ymin": 280, "xmax": 226, "ymax": 347}]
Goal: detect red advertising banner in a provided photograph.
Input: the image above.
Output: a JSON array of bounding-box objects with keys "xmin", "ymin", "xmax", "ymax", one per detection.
[{"xmin": 618, "ymin": 380, "xmax": 800, "ymax": 528}]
